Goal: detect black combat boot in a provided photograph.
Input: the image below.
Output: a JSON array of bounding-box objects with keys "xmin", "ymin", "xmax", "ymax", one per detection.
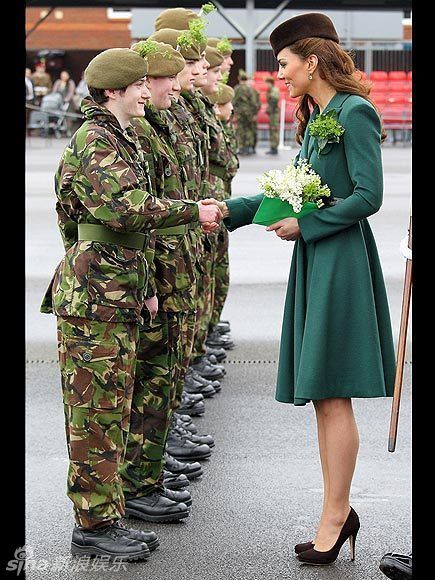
[
  {"xmin": 177, "ymin": 391, "xmax": 206, "ymax": 416},
  {"xmin": 162, "ymin": 468, "xmax": 190, "ymax": 490},
  {"xmin": 173, "ymin": 412, "xmax": 197, "ymax": 433},
  {"xmin": 124, "ymin": 492, "xmax": 190, "ymax": 523},
  {"xmin": 215, "ymin": 321, "xmax": 231, "ymax": 334},
  {"xmin": 166, "ymin": 430, "xmax": 212, "ymax": 460},
  {"xmin": 164, "ymin": 453, "xmax": 203, "ymax": 480},
  {"xmin": 190, "ymin": 356, "xmax": 226, "ymax": 379},
  {"xmin": 184, "ymin": 369, "xmax": 216, "ymax": 397},
  {"xmin": 71, "ymin": 523, "xmax": 150, "ymax": 561},
  {"xmin": 206, "ymin": 345, "xmax": 227, "ymax": 361},
  {"xmin": 112, "ymin": 520, "xmax": 159, "ymax": 551},
  {"xmin": 171, "ymin": 416, "xmax": 215, "ymax": 448},
  {"xmin": 266, "ymin": 148, "xmax": 278, "ymax": 155},
  {"xmin": 159, "ymin": 485, "xmax": 192, "ymax": 507},
  {"xmin": 205, "ymin": 331, "xmax": 235, "ymax": 349},
  {"xmin": 187, "ymin": 368, "xmax": 221, "ymax": 393}
]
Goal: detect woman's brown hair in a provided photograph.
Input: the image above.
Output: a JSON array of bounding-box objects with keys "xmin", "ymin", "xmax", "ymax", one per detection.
[{"xmin": 285, "ymin": 38, "xmax": 387, "ymax": 144}]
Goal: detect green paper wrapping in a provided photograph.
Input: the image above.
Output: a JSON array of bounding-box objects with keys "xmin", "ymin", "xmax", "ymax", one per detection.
[{"xmin": 252, "ymin": 197, "xmax": 318, "ymax": 226}]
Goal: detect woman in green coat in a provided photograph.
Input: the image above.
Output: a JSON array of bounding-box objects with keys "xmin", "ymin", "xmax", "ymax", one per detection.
[{"xmin": 205, "ymin": 13, "xmax": 396, "ymax": 567}]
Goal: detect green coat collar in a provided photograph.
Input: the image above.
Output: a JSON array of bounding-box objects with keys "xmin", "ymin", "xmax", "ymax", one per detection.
[{"xmin": 314, "ymin": 91, "xmax": 352, "ymax": 118}]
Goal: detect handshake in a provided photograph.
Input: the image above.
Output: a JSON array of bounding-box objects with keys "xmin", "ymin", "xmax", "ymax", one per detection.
[{"xmin": 196, "ymin": 199, "xmax": 229, "ymax": 233}]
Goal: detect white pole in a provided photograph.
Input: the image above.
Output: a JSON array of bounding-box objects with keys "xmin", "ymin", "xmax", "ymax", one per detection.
[{"xmin": 278, "ymin": 98, "xmax": 286, "ymax": 150}]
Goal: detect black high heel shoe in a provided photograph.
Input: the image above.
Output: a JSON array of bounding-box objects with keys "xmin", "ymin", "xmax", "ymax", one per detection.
[
  {"xmin": 297, "ymin": 507, "xmax": 360, "ymax": 566},
  {"xmin": 294, "ymin": 541, "xmax": 314, "ymax": 554}
]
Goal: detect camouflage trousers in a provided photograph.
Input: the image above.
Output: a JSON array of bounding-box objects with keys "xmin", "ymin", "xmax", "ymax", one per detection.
[
  {"xmin": 210, "ymin": 226, "xmax": 230, "ymax": 328},
  {"xmin": 191, "ymin": 235, "xmax": 217, "ymax": 360},
  {"xmin": 119, "ymin": 309, "xmax": 195, "ymax": 497},
  {"xmin": 57, "ymin": 316, "xmax": 139, "ymax": 530},
  {"xmin": 236, "ymin": 117, "xmax": 257, "ymax": 149},
  {"xmin": 268, "ymin": 112, "xmax": 280, "ymax": 149}
]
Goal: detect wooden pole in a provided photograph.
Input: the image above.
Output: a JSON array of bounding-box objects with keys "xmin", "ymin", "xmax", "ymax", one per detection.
[{"xmin": 388, "ymin": 215, "xmax": 412, "ymax": 452}]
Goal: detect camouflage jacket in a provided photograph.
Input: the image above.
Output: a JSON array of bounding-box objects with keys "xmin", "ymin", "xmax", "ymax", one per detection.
[
  {"xmin": 266, "ymin": 86, "xmax": 280, "ymax": 115},
  {"xmin": 198, "ymin": 92, "xmax": 224, "ymax": 200},
  {"xmin": 40, "ymin": 97, "xmax": 199, "ymax": 324},
  {"xmin": 180, "ymin": 90, "xmax": 210, "ymax": 187},
  {"xmin": 209, "ymin": 119, "xmax": 240, "ymax": 199},
  {"xmin": 233, "ymin": 84, "xmax": 261, "ymax": 118},
  {"xmin": 132, "ymin": 105, "xmax": 197, "ymax": 312}
]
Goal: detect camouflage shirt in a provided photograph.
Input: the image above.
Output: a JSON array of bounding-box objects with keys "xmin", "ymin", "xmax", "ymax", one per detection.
[
  {"xmin": 132, "ymin": 105, "xmax": 197, "ymax": 312},
  {"xmin": 198, "ymin": 91, "xmax": 224, "ymax": 200},
  {"xmin": 180, "ymin": 90, "xmax": 210, "ymax": 187},
  {"xmin": 266, "ymin": 86, "xmax": 280, "ymax": 115},
  {"xmin": 233, "ymin": 83, "xmax": 261, "ymax": 118},
  {"xmin": 40, "ymin": 97, "xmax": 199, "ymax": 324},
  {"xmin": 209, "ymin": 119, "xmax": 240, "ymax": 200}
]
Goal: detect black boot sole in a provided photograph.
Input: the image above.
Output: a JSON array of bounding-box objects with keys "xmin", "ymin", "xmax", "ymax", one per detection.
[
  {"xmin": 71, "ymin": 543, "xmax": 150, "ymax": 561},
  {"xmin": 165, "ymin": 466, "xmax": 203, "ymax": 480},
  {"xmin": 379, "ymin": 563, "xmax": 412, "ymax": 580},
  {"xmin": 124, "ymin": 508, "xmax": 189, "ymax": 523},
  {"xmin": 146, "ymin": 539, "xmax": 160, "ymax": 551},
  {"xmin": 163, "ymin": 479, "xmax": 190, "ymax": 490},
  {"xmin": 166, "ymin": 451, "xmax": 211, "ymax": 461}
]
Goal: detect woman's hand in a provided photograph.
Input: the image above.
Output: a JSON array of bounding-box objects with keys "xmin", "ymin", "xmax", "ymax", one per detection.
[
  {"xmin": 266, "ymin": 218, "xmax": 301, "ymax": 241},
  {"xmin": 144, "ymin": 295, "xmax": 158, "ymax": 320}
]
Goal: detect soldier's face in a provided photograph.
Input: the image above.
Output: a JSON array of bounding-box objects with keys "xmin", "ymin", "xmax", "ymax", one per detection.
[
  {"xmin": 221, "ymin": 55, "xmax": 233, "ymax": 74},
  {"xmin": 147, "ymin": 75, "xmax": 179, "ymax": 110},
  {"xmin": 193, "ymin": 54, "xmax": 210, "ymax": 88},
  {"xmin": 203, "ymin": 66, "xmax": 222, "ymax": 93},
  {"xmin": 119, "ymin": 78, "xmax": 150, "ymax": 118},
  {"xmin": 277, "ymin": 47, "xmax": 312, "ymax": 98},
  {"xmin": 215, "ymin": 100, "xmax": 233, "ymax": 121},
  {"xmin": 178, "ymin": 60, "xmax": 201, "ymax": 92}
]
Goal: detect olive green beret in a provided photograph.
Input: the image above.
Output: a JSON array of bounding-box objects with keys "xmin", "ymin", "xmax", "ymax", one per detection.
[
  {"xmin": 149, "ymin": 28, "xmax": 201, "ymax": 60},
  {"xmin": 131, "ymin": 40, "xmax": 186, "ymax": 77},
  {"xmin": 208, "ymin": 37, "xmax": 233, "ymax": 56},
  {"xmin": 155, "ymin": 8, "xmax": 198, "ymax": 31},
  {"xmin": 207, "ymin": 82, "xmax": 235, "ymax": 105},
  {"xmin": 205, "ymin": 46, "xmax": 224, "ymax": 68},
  {"xmin": 84, "ymin": 48, "xmax": 147, "ymax": 89},
  {"xmin": 269, "ymin": 13, "xmax": 339, "ymax": 57},
  {"xmin": 238, "ymin": 68, "xmax": 248, "ymax": 81}
]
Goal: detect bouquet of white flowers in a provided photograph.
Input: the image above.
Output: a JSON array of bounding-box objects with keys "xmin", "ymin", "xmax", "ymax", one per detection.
[{"xmin": 252, "ymin": 158, "xmax": 331, "ymax": 226}]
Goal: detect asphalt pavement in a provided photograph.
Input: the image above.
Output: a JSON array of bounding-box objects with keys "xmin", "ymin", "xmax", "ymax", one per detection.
[{"xmin": 24, "ymin": 136, "xmax": 412, "ymax": 580}]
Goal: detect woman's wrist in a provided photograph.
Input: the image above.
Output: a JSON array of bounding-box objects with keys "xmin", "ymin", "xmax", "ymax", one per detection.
[{"xmin": 222, "ymin": 202, "xmax": 230, "ymax": 219}]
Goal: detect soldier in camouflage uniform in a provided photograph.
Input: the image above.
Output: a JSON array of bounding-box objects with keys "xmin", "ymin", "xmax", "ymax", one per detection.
[
  {"xmin": 233, "ymin": 69, "xmax": 261, "ymax": 155},
  {"xmin": 154, "ymin": 7, "xmax": 231, "ymax": 375},
  {"xmin": 117, "ymin": 40, "xmax": 211, "ymax": 522},
  {"xmin": 39, "ymin": 48, "xmax": 221, "ymax": 560},
  {"xmin": 207, "ymin": 83, "xmax": 240, "ymax": 329},
  {"xmin": 265, "ymin": 76, "xmax": 280, "ymax": 154}
]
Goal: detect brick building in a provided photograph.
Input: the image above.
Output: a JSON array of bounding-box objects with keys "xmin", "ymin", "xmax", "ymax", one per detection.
[{"xmin": 26, "ymin": 6, "xmax": 132, "ymax": 84}]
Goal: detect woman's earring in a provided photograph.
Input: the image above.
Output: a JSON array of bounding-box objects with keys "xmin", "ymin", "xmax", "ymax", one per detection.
[{"xmin": 309, "ymin": 74, "xmax": 313, "ymax": 80}]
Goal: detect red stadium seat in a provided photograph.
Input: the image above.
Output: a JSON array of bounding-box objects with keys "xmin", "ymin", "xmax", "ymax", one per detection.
[
  {"xmin": 370, "ymin": 81, "xmax": 389, "ymax": 93},
  {"xmin": 388, "ymin": 80, "xmax": 411, "ymax": 92},
  {"xmin": 407, "ymin": 71, "xmax": 412, "ymax": 81},
  {"xmin": 253, "ymin": 71, "xmax": 271, "ymax": 81},
  {"xmin": 382, "ymin": 104, "xmax": 412, "ymax": 126},
  {"xmin": 370, "ymin": 71, "xmax": 388, "ymax": 81},
  {"xmin": 259, "ymin": 92, "xmax": 268, "ymax": 103},
  {"xmin": 388, "ymin": 92, "xmax": 410, "ymax": 105},
  {"xmin": 388, "ymin": 71, "xmax": 407, "ymax": 81},
  {"xmin": 370, "ymin": 93, "xmax": 388, "ymax": 107}
]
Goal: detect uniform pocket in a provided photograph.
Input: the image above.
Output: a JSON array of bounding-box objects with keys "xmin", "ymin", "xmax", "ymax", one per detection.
[
  {"xmin": 61, "ymin": 337, "xmax": 120, "ymax": 409},
  {"xmin": 87, "ymin": 242, "xmax": 147, "ymax": 310}
]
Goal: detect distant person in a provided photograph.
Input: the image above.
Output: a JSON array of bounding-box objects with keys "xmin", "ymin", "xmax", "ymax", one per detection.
[
  {"xmin": 233, "ymin": 69, "xmax": 260, "ymax": 155},
  {"xmin": 72, "ymin": 71, "xmax": 89, "ymax": 112},
  {"xmin": 52, "ymin": 70, "xmax": 76, "ymax": 133},
  {"xmin": 248, "ymin": 77, "xmax": 261, "ymax": 154},
  {"xmin": 31, "ymin": 61, "xmax": 52, "ymax": 105},
  {"xmin": 25, "ymin": 67, "xmax": 34, "ymax": 134},
  {"xmin": 265, "ymin": 76, "xmax": 280, "ymax": 155},
  {"xmin": 52, "ymin": 70, "xmax": 76, "ymax": 106}
]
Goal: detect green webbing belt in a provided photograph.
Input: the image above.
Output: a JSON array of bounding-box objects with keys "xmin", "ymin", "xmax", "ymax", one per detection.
[
  {"xmin": 209, "ymin": 164, "xmax": 228, "ymax": 180},
  {"xmin": 154, "ymin": 224, "xmax": 188, "ymax": 236},
  {"xmin": 78, "ymin": 223, "xmax": 147, "ymax": 251}
]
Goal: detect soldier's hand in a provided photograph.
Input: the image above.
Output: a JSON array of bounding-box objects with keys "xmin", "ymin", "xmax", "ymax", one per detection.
[
  {"xmin": 197, "ymin": 200, "xmax": 223, "ymax": 224},
  {"xmin": 144, "ymin": 295, "xmax": 158, "ymax": 320},
  {"xmin": 201, "ymin": 221, "xmax": 220, "ymax": 234},
  {"xmin": 201, "ymin": 198, "xmax": 229, "ymax": 219},
  {"xmin": 266, "ymin": 218, "xmax": 301, "ymax": 241}
]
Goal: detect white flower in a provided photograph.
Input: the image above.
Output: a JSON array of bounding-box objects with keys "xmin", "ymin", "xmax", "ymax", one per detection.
[{"xmin": 257, "ymin": 157, "xmax": 330, "ymax": 213}]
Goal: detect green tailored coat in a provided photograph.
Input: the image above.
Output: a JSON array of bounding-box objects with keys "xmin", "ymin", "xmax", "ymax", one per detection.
[{"xmin": 224, "ymin": 92, "xmax": 396, "ymax": 406}]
